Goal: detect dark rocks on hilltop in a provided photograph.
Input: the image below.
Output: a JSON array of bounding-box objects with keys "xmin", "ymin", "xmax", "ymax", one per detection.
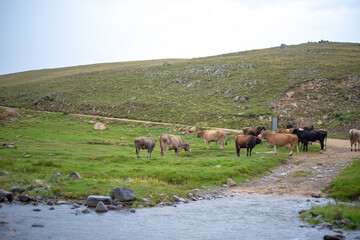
[{"xmin": 111, "ymin": 187, "xmax": 135, "ymax": 202}]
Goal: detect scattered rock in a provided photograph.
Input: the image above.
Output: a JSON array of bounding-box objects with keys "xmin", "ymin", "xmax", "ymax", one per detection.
[
  {"xmin": 93, "ymin": 122, "xmax": 110, "ymax": 130},
  {"xmin": 141, "ymin": 198, "xmax": 150, "ymax": 205},
  {"xmin": 111, "ymin": 187, "xmax": 135, "ymax": 201},
  {"xmin": 86, "ymin": 195, "xmax": 112, "ymax": 207},
  {"xmin": 130, "ymin": 208, "xmax": 136, "ymax": 213},
  {"xmin": 33, "ymin": 208, "xmax": 41, "ymax": 212},
  {"xmin": 173, "ymin": 195, "xmax": 186, "ymax": 203},
  {"xmin": 19, "ymin": 195, "xmax": 35, "ymax": 202},
  {"xmin": 131, "ymin": 97, "xmax": 137, "ymax": 101},
  {"xmin": 0, "ymin": 189, "xmax": 13, "ymax": 201},
  {"xmin": 81, "ymin": 208, "xmax": 92, "ymax": 214},
  {"xmin": 163, "ymin": 62, "xmax": 171, "ymax": 67},
  {"xmin": 69, "ymin": 172, "xmax": 81, "ymax": 179},
  {"xmin": 49, "ymin": 207, "xmax": 55, "ymax": 210},
  {"xmin": 287, "ymin": 92, "xmax": 295, "ymax": 98},
  {"xmin": 56, "ymin": 200, "xmax": 68, "ymax": 205},
  {"xmin": 233, "ymin": 96, "xmax": 248, "ymax": 102},
  {"xmin": 10, "ymin": 186, "xmax": 21, "ymax": 194},
  {"xmin": 311, "ymin": 193, "xmax": 321, "ymax": 198},
  {"xmin": 0, "ymin": 170, "xmax": 9, "ymax": 176},
  {"xmin": 95, "ymin": 201, "xmax": 108, "ymax": 212},
  {"xmin": 323, "ymin": 235, "xmax": 344, "ymax": 240},
  {"xmin": 227, "ymin": 178, "xmax": 237, "ymax": 187},
  {"xmin": 107, "ymin": 205, "xmax": 116, "ymax": 210},
  {"xmin": 31, "ymin": 224, "xmax": 44, "ymax": 228}
]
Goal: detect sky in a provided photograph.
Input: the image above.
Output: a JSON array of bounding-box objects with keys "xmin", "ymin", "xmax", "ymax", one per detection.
[{"xmin": 1, "ymin": 0, "xmax": 359, "ymax": 75}]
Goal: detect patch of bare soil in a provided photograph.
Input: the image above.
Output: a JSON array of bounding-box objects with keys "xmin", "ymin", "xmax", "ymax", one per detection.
[{"xmin": 231, "ymin": 139, "xmax": 360, "ymax": 197}]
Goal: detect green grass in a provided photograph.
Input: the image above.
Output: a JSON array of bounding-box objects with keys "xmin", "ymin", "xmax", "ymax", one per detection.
[
  {"xmin": 300, "ymin": 204, "xmax": 360, "ymax": 230},
  {"xmin": 300, "ymin": 158, "xmax": 360, "ymax": 229},
  {"xmin": 0, "ymin": 110, "xmax": 294, "ymax": 205},
  {"xmin": 0, "ymin": 42, "xmax": 359, "ymax": 134}
]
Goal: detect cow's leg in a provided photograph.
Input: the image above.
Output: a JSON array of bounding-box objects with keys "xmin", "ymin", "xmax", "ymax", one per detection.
[
  {"xmin": 220, "ymin": 139, "xmax": 224, "ymax": 150},
  {"xmin": 175, "ymin": 150, "xmax": 179, "ymax": 160},
  {"xmin": 206, "ymin": 141, "xmax": 210, "ymax": 150},
  {"xmin": 358, "ymin": 141, "xmax": 360, "ymax": 151},
  {"xmin": 147, "ymin": 149, "xmax": 151, "ymax": 159},
  {"xmin": 319, "ymin": 140, "xmax": 324, "ymax": 154},
  {"xmin": 136, "ymin": 147, "xmax": 140, "ymax": 158},
  {"xmin": 350, "ymin": 141, "xmax": 353, "ymax": 151},
  {"xmin": 274, "ymin": 146, "xmax": 277, "ymax": 155},
  {"xmin": 289, "ymin": 145, "xmax": 293, "ymax": 156},
  {"xmin": 236, "ymin": 146, "xmax": 240, "ymax": 157}
]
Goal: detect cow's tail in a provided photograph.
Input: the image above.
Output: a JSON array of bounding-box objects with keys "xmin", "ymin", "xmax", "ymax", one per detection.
[
  {"xmin": 159, "ymin": 135, "xmax": 163, "ymax": 157},
  {"xmin": 325, "ymin": 136, "xmax": 327, "ymax": 151}
]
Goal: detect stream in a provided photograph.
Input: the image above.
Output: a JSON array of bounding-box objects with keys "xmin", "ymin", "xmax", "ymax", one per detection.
[{"xmin": 1, "ymin": 194, "xmax": 359, "ymax": 240}]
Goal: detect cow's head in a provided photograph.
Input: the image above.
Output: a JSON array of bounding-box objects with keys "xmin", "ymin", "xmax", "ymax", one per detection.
[
  {"xmin": 182, "ymin": 142, "xmax": 191, "ymax": 152},
  {"xmin": 258, "ymin": 130, "xmax": 266, "ymax": 139},
  {"xmin": 256, "ymin": 136, "xmax": 262, "ymax": 145},
  {"xmin": 196, "ymin": 130, "xmax": 202, "ymax": 138}
]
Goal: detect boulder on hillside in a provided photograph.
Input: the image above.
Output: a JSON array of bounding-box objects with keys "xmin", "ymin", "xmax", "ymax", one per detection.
[
  {"xmin": 94, "ymin": 122, "xmax": 109, "ymax": 130},
  {"xmin": 69, "ymin": 172, "xmax": 81, "ymax": 179},
  {"xmin": 86, "ymin": 195, "xmax": 112, "ymax": 207},
  {"xmin": 111, "ymin": 187, "xmax": 135, "ymax": 202}
]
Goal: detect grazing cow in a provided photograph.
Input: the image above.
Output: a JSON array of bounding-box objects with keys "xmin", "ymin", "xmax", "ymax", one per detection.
[
  {"xmin": 303, "ymin": 125, "xmax": 314, "ymax": 131},
  {"xmin": 159, "ymin": 134, "xmax": 191, "ymax": 160},
  {"xmin": 242, "ymin": 126, "xmax": 266, "ymax": 136},
  {"xmin": 196, "ymin": 129, "xmax": 227, "ymax": 150},
  {"xmin": 4, "ymin": 108, "xmax": 22, "ymax": 119},
  {"xmin": 349, "ymin": 129, "xmax": 360, "ymax": 151},
  {"xmin": 277, "ymin": 128, "xmax": 295, "ymax": 134},
  {"xmin": 134, "ymin": 137, "xmax": 157, "ymax": 159},
  {"xmin": 235, "ymin": 135, "xmax": 262, "ymax": 157},
  {"xmin": 259, "ymin": 130, "xmax": 299, "ymax": 156},
  {"xmin": 292, "ymin": 129, "xmax": 327, "ymax": 153}
]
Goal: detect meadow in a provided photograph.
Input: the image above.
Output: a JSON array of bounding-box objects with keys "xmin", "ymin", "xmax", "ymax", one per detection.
[{"xmin": 0, "ymin": 109, "xmax": 292, "ymax": 205}]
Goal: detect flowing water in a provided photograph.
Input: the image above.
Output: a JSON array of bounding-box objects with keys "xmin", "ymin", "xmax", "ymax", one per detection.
[{"xmin": 1, "ymin": 194, "xmax": 359, "ymax": 240}]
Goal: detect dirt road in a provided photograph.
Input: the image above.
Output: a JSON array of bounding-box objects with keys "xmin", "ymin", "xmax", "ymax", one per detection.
[{"xmin": 232, "ymin": 139, "xmax": 360, "ymax": 197}]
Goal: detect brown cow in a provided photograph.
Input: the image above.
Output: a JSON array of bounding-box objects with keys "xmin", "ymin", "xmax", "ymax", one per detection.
[
  {"xmin": 159, "ymin": 134, "xmax": 191, "ymax": 160},
  {"xmin": 235, "ymin": 135, "xmax": 262, "ymax": 157},
  {"xmin": 134, "ymin": 137, "xmax": 157, "ymax": 159},
  {"xmin": 243, "ymin": 126, "xmax": 266, "ymax": 136},
  {"xmin": 259, "ymin": 130, "xmax": 299, "ymax": 156},
  {"xmin": 277, "ymin": 128, "xmax": 295, "ymax": 134},
  {"xmin": 196, "ymin": 129, "xmax": 227, "ymax": 150},
  {"xmin": 4, "ymin": 108, "xmax": 22, "ymax": 119},
  {"xmin": 349, "ymin": 129, "xmax": 360, "ymax": 151}
]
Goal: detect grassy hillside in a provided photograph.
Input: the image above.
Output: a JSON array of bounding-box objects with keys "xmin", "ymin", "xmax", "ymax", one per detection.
[{"xmin": 1, "ymin": 41, "xmax": 359, "ymax": 133}]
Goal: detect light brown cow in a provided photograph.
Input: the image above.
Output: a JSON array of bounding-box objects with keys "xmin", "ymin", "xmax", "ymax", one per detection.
[
  {"xmin": 259, "ymin": 130, "xmax": 299, "ymax": 156},
  {"xmin": 159, "ymin": 134, "xmax": 191, "ymax": 160},
  {"xmin": 349, "ymin": 129, "xmax": 360, "ymax": 151},
  {"xmin": 277, "ymin": 128, "xmax": 295, "ymax": 134},
  {"xmin": 134, "ymin": 137, "xmax": 157, "ymax": 159},
  {"xmin": 4, "ymin": 108, "xmax": 22, "ymax": 119},
  {"xmin": 196, "ymin": 129, "xmax": 227, "ymax": 150}
]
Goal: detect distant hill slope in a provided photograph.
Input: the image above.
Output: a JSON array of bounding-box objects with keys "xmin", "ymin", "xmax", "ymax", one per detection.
[{"xmin": 1, "ymin": 42, "xmax": 359, "ymax": 133}]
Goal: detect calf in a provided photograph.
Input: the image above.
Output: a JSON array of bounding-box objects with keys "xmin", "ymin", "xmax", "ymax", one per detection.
[
  {"xmin": 349, "ymin": 129, "xmax": 360, "ymax": 151},
  {"xmin": 235, "ymin": 135, "xmax": 262, "ymax": 157},
  {"xmin": 134, "ymin": 137, "xmax": 157, "ymax": 159},
  {"xmin": 196, "ymin": 129, "xmax": 227, "ymax": 150},
  {"xmin": 159, "ymin": 134, "xmax": 191, "ymax": 160},
  {"xmin": 243, "ymin": 126, "xmax": 266, "ymax": 136},
  {"xmin": 259, "ymin": 130, "xmax": 299, "ymax": 156},
  {"xmin": 292, "ymin": 129, "xmax": 327, "ymax": 153}
]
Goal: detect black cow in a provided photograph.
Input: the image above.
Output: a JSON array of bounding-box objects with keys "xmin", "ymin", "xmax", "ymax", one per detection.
[{"xmin": 292, "ymin": 129, "xmax": 327, "ymax": 153}]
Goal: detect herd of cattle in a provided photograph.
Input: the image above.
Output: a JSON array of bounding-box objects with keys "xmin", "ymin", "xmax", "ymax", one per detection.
[{"xmin": 134, "ymin": 125, "xmax": 360, "ymax": 159}]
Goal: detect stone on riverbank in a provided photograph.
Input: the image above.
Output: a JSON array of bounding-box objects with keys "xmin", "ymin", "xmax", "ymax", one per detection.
[
  {"xmin": 10, "ymin": 186, "xmax": 21, "ymax": 194},
  {"xmin": 95, "ymin": 201, "xmax": 108, "ymax": 212},
  {"xmin": 18, "ymin": 195, "xmax": 36, "ymax": 202},
  {"xmin": 0, "ymin": 189, "xmax": 13, "ymax": 201},
  {"xmin": 111, "ymin": 187, "xmax": 135, "ymax": 201},
  {"xmin": 227, "ymin": 178, "xmax": 237, "ymax": 187},
  {"xmin": 86, "ymin": 195, "xmax": 112, "ymax": 207}
]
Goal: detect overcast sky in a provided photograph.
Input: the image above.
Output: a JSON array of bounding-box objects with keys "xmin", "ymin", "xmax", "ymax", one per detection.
[{"xmin": 1, "ymin": 0, "xmax": 359, "ymax": 75}]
